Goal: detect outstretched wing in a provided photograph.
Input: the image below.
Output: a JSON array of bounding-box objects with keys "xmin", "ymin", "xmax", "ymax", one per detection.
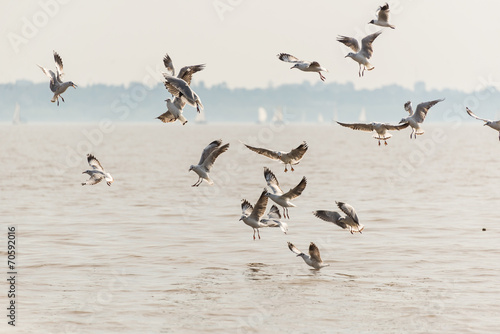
[
  {"xmin": 377, "ymin": 3, "xmax": 390, "ymax": 22},
  {"xmin": 287, "ymin": 141, "xmax": 308, "ymax": 162},
  {"xmin": 309, "ymin": 242, "xmax": 323, "ymax": 263},
  {"xmin": 249, "ymin": 189, "xmax": 269, "ymax": 221},
  {"xmin": 337, "ymin": 121, "xmax": 374, "ymax": 132},
  {"xmin": 177, "ymin": 64, "xmax": 206, "ymax": 86},
  {"xmin": 53, "ymin": 51, "xmax": 64, "ymax": 82},
  {"xmin": 312, "ymin": 210, "xmax": 347, "ymax": 229},
  {"xmin": 360, "ymin": 31, "xmax": 382, "ymax": 59},
  {"xmin": 198, "ymin": 139, "xmax": 222, "ymax": 165},
  {"xmin": 413, "ymin": 99, "xmax": 444, "ymax": 123},
  {"xmin": 337, "ymin": 36, "xmax": 360, "ymax": 53},
  {"xmin": 202, "ymin": 143, "xmax": 230, "ymax": 171},
  {"xmin": 384, "ymin": 123, "xmax": 410, "ymax": 131},
  {"xmin": 37, "ymin": 65, "xmax": 57, "ymax": 91},
  {"xmin": 163, "ymin": 53, "xmax": 175, "ymax": 76},
  {"xmin": 282, "ymin": 176, "xmax": 307, "ymax": 200},
  {"xmin": 277, "ymin": 53, "xmax": 300, "ymax": 63},
  {"xmin": 264, "ymin": 167, "xmax": 283, "ymax": 195},
  {"xmin": 243, "ymin": 143, "xmax": 281, "ymax": 161},
  {"xmin": 267, "ymin": 205, "xmax": 281, "ymax": 220},
  {"xmin": 336, "ymin": 201, "xmax": 359, "ymax": 224},
  {"xmin": 87, "ymin": 154, "xmax": 105, "ymax": 172},
  {"xmin": 466, "ymin": 107, "xmax": 491, "ymax": 123},
  {"xmin": 241, "ymin": 199, "xmax": 254, "ymax": 216},
  {"xmin": 83, "ymin": 174, "xmax": 104, "ymax": 186},
  {"xmin": 287, "ymin": 242, "xmax": 302, "ymax": 255},
  {"xmin": 156, "ymin": 111, "xmax": 176, "ymax": 123}
]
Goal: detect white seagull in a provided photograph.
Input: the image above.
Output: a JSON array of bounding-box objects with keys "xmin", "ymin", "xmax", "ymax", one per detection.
[
  {"xmin": 466, "ymin": 107, "xmax": 500, "ymax": 141},
  {"xmin": 157, "ymin": 54, "xmax": 205, "ymax": 125},
  {"xmin": 260, "ymin": 205, "xmax": 289, "ymax": 234},
  {"xmin": 263, "ymin": 167, "xmax": 307, "ymax": 219},
  {"xmin": 163, "ymin": 74, "xmax": 204, "ymax": 113},
  {"xmin": 241, "ymin": 141, "xmax": 308, "ymax": 172},
  {"xmin": 189, "ymin": 139, "xmax": 229, "ymax": 187},
  {"xmin": 369, "ymin": 3, "xmax": 395, "ymax": 29},
  {"xmin": 287, "ymin": 242, "xmax": 329, "ymax": 269},
  {"xmin": 277, "ymin": 53, "xmax": 328, "ymax": 81},
  {"xmin": 82, "ymin": 154, "xmax": 114, "ymax": 186},
  {"xmin": 399, "ymin": 99, "xmax": 444, "ymax": 138},
  {"xmin": 239, "ymin": 190, "xmax": 270, "ymax": 240},
  {"xmin": 313, "ymin": 201, "xmax": 364, "ymax": 234},
  {"xmin": 337, "ymin": 31, "xmax": 382, "ymax": 77},
  {"xmin": 37, "ymin": 51, "xmax": 77, "ymax": 106},
  {"xmin": 337, "ymin": 121, "xmax": 409, "ymax": 146}
]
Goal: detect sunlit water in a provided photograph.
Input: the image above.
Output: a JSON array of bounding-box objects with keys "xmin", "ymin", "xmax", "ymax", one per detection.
[{"xmin": 1, "ymin": 122, "xmax": 499, "ymax": 333}]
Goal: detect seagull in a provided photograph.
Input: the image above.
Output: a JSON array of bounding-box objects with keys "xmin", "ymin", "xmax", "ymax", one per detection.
[
  {"xmin": 337, "ymin": 121, "xmax": 409, "ymax": 146},
  {"xmin": 260, "ymin": 205, "xmax": 289, "ymax": 234},
  {"xmin": 239, "ymin": 190, "xmax": 270, "ymax": 240},
  {"xmin": 399, "ymin": 99, "xmax": 444, "ymax": 138},
  {"xmin": 466, "ymin": 107, "xmax": 500, "ymax": 141},
  {"xmin": 287, "ymin": 242, "xmax": 329, "ymax": 269},
  {"xmin": 369, "ymin": 3, "xmax": 395, "ymax": 29},
  {"xmin": 263, "ymin": 167, "xmax": 307, "ymax": 219},
  {"xmin": 189, "ymin": 139, "xmax": 229, "ymax": 187},
  {"xmin": 241, "ymin": 141, "xmax": 308, "ymax": 172},
  {"xmin": 313, "ymin": 201, "xmax": 364, "ymax": 234},
  {"xmin": 163, "ymin": 74, "xmax": 204, "ymax": 113},
  {"xmin": 37, "ymin": 51, "xmax": 77, "ymax": 106},
  {"xmin": 157, "ymin": 53, "xmax": 205, "ymax": 125},
  {"xmin": 82, "ymin": 154, "xmax": 114, "ymax": 186},
  {"xmin": 337, "ymin": 31, "xmax": 382, "ymax": 77},
  {"xmin": 277, "ymin": 53, "xmax": 328, "ymax": 81}
]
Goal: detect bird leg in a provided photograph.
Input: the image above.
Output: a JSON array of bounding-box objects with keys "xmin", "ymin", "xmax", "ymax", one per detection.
[
  {"xmin": 192, "ymin": 178, "xmax": 202, "ymax": 187},
  {"xmin": 253, "ymin": 229, "xmax": 256, "ymax": 240},
  {"xmin": 61, "ymin": 96, "xmax": 65, "ymax": 103},
  {"xmin": 384, "ymin": 140, "xmax": 388, "ymax": 146},
  {"xmin": 362, "ymin": 66, "xmax": 366, "ymax": 77},
  {"xmin": 290, "ymin": 165, "xmax": 294, "ymax": 171},
  {"xmin": 319, "ymin": 72, "xmax": 325, "ymax": 81},
  {"xmin": 378, "ymin": 140, "xmax": 381, "ymax": 146},
  {"xmin": 358, "ymin": 64, "xmax": 362, "ymax": 77},
  {"xmin": 284, "ymin": 166, "xmax": 288, "ymax": 172},
  {"xmin": 257, "ymin": 229, "xmax": 261, "ymax": 239}
]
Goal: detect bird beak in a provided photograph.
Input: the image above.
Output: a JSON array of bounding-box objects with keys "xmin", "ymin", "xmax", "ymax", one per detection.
[
  {"xmin": 72, "ymin": 84, "xmax": 77, "ymax": 88},
  {"xmin": 296, "ymin": 254, "xmax": 300, "ymax": 257},
  {"xmin": 344, "ymin": 55, "xmax": 349, "ymax": 58}
]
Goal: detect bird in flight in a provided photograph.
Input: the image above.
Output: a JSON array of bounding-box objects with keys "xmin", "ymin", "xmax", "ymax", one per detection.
[
  {"xmin": 277, "ymin": 53, "xmax": 328, "ymax": 81},
  {"xmin": 37, "ymin": 51, "xmax": 77, "ymax": 106},
  {"xmin": 337, "ymin": 31, "xmax": 382, "ymax": 77}
]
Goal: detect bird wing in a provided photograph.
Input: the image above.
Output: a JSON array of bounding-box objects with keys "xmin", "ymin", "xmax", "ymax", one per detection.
[
  {"xmin": 37, "ymin": 65, "xmax": 56, "ymax": 83},
  {"xmin": 53, "ymin": 51, "xmax": 64, "ymax": 82},
  {"xmin": 336, "ymin": 36, "xmax": 360, "ymax": 53},
  {"xmin": 287, "ymin": 242, "xmax": 302, "ymax": 256},
  {"xmin": 377, "ymin": 3, "xmax": 390, "ymax": 22},
  {"xmin": 242, "ymin": 143, "xmax": 281, "ymax": 161},
  {"xmin": 309, "ymin": 242, "xmax": 323, "ymax": 263},
  {"xmin": 312, "ymin": 210, "xmax": 347, "ymax": 229},
  {"xmin": 201, "ymin": 143, "xmax": 229, "ymax": 171},
  {"xmin": 163, "ymin": 53, "xmax": 175, "ymax": 76},
  {"xmin": 413, "ymin": 99, "xmax": 444, "ymax": 123},
  {"xmin": 266, "ymin": 204, "xmax": 281, "ymax": 220},
  {"xmin": 198, "ymin": 139, "xmax": 222, "ymax": 165},
  {"xmin": 241, "ymin": 199, "xmax": 254, "ymax": 216},
  {"xmin": 337, "ymin": 121, "xmax": 374, "ymax": 132},
  {"xmin": 156, "ymin": 111, "xmax": 177, "ymax": 123},
  {"xmin": 249, "ymin": 189, "xmax": 269, "ymax": 221},
  {"xmin": 277, "ymin": 53, "xmax": 300, "ymax": 63},
  {"xmin": 282, "ymin": 176, "xmax": 307, "ymax": 200},
  {"xmin": 173, "ymin": 97, "xmax": 187, "ymax": 110},
  {"xmin": 87, "ymin": 154, "xmax": 105, "ymax": 172},
  {"xmin": 84, "ymin": 174, "xmax": 104, "ymax": 186},
  {"xmin": 466, "ymin": 107, "xmax": 491, "ymax": 123},
  {"xmin": 163, "ymin": 74, "xmax": 192, "ymax": 99},
  {"xmin": 384, "ymin": 123, "xmax": 410, "ymax": 130},
  {"xmin": 336, "ymin": 201, "xmax": 359, "ymax": 224},
  {"xmin": 287, "ymin": 141, "xmax": 308, "ymax": 162},
  {"xmin": 360, "ymin": 31, "xmax": 382, "ymax": 59},
  {"xmin": 177, "ymin": 64, "xmax": 206, "ymax": 86},
  {"xmin": 263, "ymin": 167, "xmax": 283, "ymax": 195}
]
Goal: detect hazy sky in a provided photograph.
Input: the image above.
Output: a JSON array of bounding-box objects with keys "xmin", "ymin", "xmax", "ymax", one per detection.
[{"xmin": 1, "ymin": 0, "xmax": 499, "ymax": 92}]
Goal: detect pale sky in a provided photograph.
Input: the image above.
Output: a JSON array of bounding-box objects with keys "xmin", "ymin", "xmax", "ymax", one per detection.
[{"xmin": 1, "ymin": 0, "xmax": 499, "ymax": 92}]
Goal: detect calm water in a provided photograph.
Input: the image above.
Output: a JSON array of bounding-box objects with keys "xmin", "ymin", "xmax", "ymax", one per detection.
[{"xmin": 1, "ymin": 122, "xmax": 499, "ymax": 333}]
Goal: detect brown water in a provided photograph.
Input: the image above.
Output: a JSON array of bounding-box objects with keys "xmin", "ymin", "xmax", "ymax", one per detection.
[{"xmin": 1, "ymin": 122, "xmax": 499, "ymax": 333}]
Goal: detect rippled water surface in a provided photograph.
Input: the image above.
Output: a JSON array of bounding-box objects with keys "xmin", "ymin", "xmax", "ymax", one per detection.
[{"xmin": 1, "ymin": 123, "xmax": 499, "ymax": 333}]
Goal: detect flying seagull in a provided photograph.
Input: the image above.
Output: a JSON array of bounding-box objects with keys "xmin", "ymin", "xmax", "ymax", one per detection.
[
  {"xmin": 337, "ymin": 31, "xmax": 382, "ymax": 77},
  {"xmin": 313, "ymin": 201, "xmax": 364, "ymax": 234},
  {"xmin": 163, "ymin": 74, "xmax": 204, "ymax": 113},
  {"xmin": 241, "ymin": 141, "xmax": 308, "ymax": 172},
  {"xmin": 369, "ymin": 3, "xmax": 395, "ymax": 29},
  {"xmin": 157, "ymin": 53, "xmax": 205, "ymax": 125},
  {"xmin": 337, "ymin": 121, "xmax": 409, "ymax": 146},
  {"xmin": 287, "ymin": 242, "xmax": 329, "ymax": 269},
  {"xmin": 264, "ymin": 167, "xmax": 306, "ymax": 219},
  {"xmin": 260, "ymin": 205, "xmax": 289, "ymax": 234},
  {"xmin": 189, "ymin": 139, "xmax": 229, "ymax": 187},
  {"xmin": 399, "ymin": 99, "xmax": 444, "ymax": 138},
  {"xmin": 277, "ymin": 53, "xmax": 328, "ymax": 81},
  {"xmin": 37, "ymin": 51, "xmax": 77, "ymax": 106},
  {"xmin": 466, "ymin": 107, "xmax": 500, "ymax": 141},
  {"xmin": 239, "ymin": 190, "xmax": 270, "ymax": 240},
  {"xmin": 82, "ymin": 154, "xmax": 114, "ymax": 186}
]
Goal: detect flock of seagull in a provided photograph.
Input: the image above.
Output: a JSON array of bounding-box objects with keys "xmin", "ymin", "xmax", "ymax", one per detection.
[{"xmin": 36, "ymin": 3, "xmax": 500, "ymax": 269}]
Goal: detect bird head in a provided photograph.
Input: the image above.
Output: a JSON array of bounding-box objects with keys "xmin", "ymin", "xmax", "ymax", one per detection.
[
  {"xmin": 345, "ymin": 52, "xmax": 355, "ymax": 59},
  {"xmin": 239, "ymin": 215, "xmax": 247, "ymax": 221},
  {"xmin": 368, "ymin": 19, "xmax": 375, "ymax": 25},
  {"xmin": 188, "ymin": 165, "xmax": 194, "ymax": 172},
  {"xmin": 290, "ymin": 64, "xmax": 299, "ymax": 70},
  {"xmin": 70, "ymin": 81, "xmax": 77, "ymax": 88},
  {"xmin": 399, "ymin": 118, "xmax": 408, "ymax": 124}
]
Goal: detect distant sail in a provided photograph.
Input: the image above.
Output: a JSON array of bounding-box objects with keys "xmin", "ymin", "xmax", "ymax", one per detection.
[
  {"xmin": 258, "ymin": 107, "xmax": 267, "ymax": 124},
  {"xmin": 195, "ymin": 109, "xmax": 207, "ymax": 124},
  {"xmin": 358, "ymin": 107, "xmax": 367, "ymax": 122},
  {"xmin": 272, "ymin": 107, "xmax": 284, "ymax": 124},
  {"xmin": 12, "ymin": 103, "xmax": 21, "ymax": 125},
  {"xmin": 317, "ymin": 113, "xmax": 324, "ymax": 123}
]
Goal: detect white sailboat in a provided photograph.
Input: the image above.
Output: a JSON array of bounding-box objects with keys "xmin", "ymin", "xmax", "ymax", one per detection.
[
  {"xmin": 317, "ymin": 113, "xmax": 324, "ymax": 123},
  {"xmin": 257, "ymin": 107, "xmax": 267, "ymax": 124},
  {"xmin": 12, "ymin": 103, "xmax": 21, "ymax": 125},
  {"xmin": 358, "ymin": 107, "xmax": 367, "ymax": 122},
  {"xmin": 272, "ymin": 107, "xmax": 285, "ymax": 125},
  {"xmin": 195, "ymin": 109, "xmax": 207, "ymax": 124}
]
